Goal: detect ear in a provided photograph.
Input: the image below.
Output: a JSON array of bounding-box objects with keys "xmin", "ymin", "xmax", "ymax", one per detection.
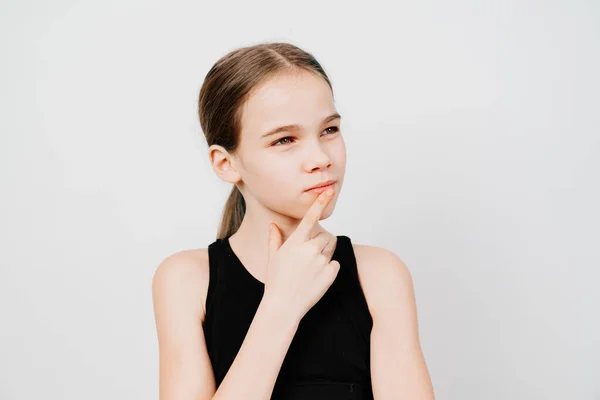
[{"xmin": 208, "ymin": 144, "xmax": 241, "ymax": 184}]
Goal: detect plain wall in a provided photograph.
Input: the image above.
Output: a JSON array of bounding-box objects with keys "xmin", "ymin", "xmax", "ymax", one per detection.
[{"xmin": 1, "ymin": 0, "xmax": 598, "ymax": 399}]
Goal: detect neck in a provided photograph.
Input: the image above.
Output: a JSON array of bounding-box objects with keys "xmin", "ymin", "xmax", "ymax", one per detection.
[{"xmin": 227, "ymin": 199, "xmax": 328, "ymax": 278}]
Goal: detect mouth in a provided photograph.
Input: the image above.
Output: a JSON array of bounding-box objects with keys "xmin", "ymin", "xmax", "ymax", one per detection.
[{"xmin": 305, "ymin": 180, "xmax": 337, "ymax": 194}]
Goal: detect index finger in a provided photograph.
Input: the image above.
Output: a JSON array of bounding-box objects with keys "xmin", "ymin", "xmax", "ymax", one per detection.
[{"xmin": 292, "ymin": 188, "xmax": 335, "ymax": 242}]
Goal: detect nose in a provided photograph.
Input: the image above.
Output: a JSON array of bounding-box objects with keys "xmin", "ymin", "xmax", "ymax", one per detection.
[{"xmin": 303, "ymin": 140, "xmax": 332, "ymax": 172}]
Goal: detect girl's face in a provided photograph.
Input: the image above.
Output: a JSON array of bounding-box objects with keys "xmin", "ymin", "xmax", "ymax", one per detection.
[{"xmin": 233, "ymin": 69, "xmax": 346, "ymax": 220}]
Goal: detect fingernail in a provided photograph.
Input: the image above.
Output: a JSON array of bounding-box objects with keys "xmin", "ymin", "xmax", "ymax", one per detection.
[{"xmin": 325, "ymin": 188, "xmax": 333, "ymax": 197}]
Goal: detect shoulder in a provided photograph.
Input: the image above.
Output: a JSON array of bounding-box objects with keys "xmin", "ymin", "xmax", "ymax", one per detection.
[
  {"xmin": 351, "ymin": 242, "xmax": 412, "ymax": 286},
  {"xmin": 351, "ymin": 243, "xmax": 415, "ymax": 322},
  {"xmin": 152, "ymin": 248, "xmax": 210, "ymax": 320}
]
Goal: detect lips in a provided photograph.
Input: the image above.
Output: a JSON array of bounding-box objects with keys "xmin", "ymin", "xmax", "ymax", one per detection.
[{"xmin": 305, "ymin": 180, "xmax": 337, "ymax": 192}]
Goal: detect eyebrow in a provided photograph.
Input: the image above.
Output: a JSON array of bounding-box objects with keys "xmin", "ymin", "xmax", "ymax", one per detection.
[{"xmin": 260, "ymin": 113, "xmax": 342, "ymax": 139}]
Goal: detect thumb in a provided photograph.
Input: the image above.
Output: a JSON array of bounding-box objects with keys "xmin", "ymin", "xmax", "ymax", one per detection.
[{"xmin": 267, "ymin": 223, "xmax": 282, "ymax": 264}]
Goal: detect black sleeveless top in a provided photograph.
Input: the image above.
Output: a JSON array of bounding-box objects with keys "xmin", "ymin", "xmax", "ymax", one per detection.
[{"xmin": 203, "ymin": 235, "xmax": 374, "ymax": 399}]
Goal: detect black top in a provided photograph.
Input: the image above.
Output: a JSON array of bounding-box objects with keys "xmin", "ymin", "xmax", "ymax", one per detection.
[{"xmin": 203, "ymin": 234, "xmax": 374, "ymax": 399}]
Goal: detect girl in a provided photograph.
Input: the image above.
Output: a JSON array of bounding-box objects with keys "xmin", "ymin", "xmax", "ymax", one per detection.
[{"xmin": 152, "ymin": 42, "xmax": 435, "ymax": 400}]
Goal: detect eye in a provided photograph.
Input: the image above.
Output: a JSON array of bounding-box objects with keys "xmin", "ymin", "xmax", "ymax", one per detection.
[
  {"xmin": 272, "ymin": 136, "xmax": 295, "ymax": 146},
  {"xmin": 271, "ymin": 126, "xmax": 340, "ymax": 146},
  {"xmin": 323, "ymin": 126, "xmax": 339, "ymax": 135}
]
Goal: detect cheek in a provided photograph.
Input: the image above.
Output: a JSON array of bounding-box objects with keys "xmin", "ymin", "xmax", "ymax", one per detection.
[
  {"xmin": 248, "ymin": 158, "xmax": 298, "ymax": 202},
  {"xmin": 330, "ymin": 140, "xmax": 347, "ymax": 179},
  {"xmin": 255, "ymin": 157, "xmax": 293, "ymax": 185},
  {"xmin": 337, "ymin": 139, "xmax": 347, "ymax": 165}
]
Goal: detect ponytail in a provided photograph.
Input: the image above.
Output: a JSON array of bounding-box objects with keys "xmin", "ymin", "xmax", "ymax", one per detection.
[{"xmin": 216, "ymin": 185, "xmax": 246, "ymax": 240}]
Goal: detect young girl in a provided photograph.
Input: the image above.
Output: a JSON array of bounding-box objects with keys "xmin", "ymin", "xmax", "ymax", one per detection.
[{"xmin": 152, "ymin": 42, "xmax": 435, "ymax": 400}]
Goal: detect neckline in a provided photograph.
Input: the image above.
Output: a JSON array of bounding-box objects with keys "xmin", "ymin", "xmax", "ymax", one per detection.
[
  {"xmin": 223, "ymin": 236, "xmax": 265, "ymax": 286},
  {"xmin": 222, "ymin": 235, "xmax": 346, "ymax": 287}
]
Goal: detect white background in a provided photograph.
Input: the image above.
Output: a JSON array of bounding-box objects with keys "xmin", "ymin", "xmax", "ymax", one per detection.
[{"xmin": 1, "ymin": 0, "xmax": 599, "ymax": 399}]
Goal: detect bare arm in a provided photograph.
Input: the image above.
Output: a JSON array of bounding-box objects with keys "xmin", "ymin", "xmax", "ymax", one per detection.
[
  {"xmin": 152, "ymin": 251, "xmax": 300, "ymax": 400},
  {"xmin": 152, "ymin": 252, "xmax": 216, "ymax": 400},
  {"xmin": 356, "ymin": 246, "xmax": 435, "ymax": 399},
  {"xmin": 371, "ymin": 250, "xmax": 435, "ymax": 399}
]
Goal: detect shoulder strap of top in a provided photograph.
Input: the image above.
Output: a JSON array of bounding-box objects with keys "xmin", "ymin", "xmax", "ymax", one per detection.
[
  {"xmin": 205, "ymin": 239, "xmax": 223, "ymax": 318},
  {"xmin": 333, "ymin": 235, "xmax": 373, "ymax": 348}
]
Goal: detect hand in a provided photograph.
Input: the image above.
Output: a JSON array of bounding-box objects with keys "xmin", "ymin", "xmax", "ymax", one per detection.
[{"xmin": 263, "ymin": 188, "xmax": 340, "ymax": 323}]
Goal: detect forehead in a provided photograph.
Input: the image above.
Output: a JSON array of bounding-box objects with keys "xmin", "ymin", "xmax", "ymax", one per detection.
[{"xmin": 239, "ymin": 70, "xmax": 335, "ymax": 139}]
